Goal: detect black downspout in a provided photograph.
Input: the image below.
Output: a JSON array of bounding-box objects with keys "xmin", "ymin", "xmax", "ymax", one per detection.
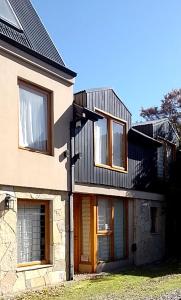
[{"xmin": 68, "ymin": 121, "xmax": 74, "ymax": 280}]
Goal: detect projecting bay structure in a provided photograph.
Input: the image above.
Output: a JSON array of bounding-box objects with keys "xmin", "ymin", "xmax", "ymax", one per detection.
[
  {"xmin": 0, "ymin": 0, "xmax": 76, "ymax": 295},
  {"xmin": 73, "ymin": 89, "xmax": 179, "ymax": 273}
]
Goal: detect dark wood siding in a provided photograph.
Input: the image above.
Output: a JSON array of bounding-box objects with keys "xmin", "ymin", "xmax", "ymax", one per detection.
[
  {"xmin": 133, "ymin": 124, "xmax": 153, "ymax": 138},
  {"xmin": 74, "ymin": 89, "xmax": 158, "ymax": 191},
  {"xmin": 133, "ymin": 120, "xmax": 179, "ymax": 145}
]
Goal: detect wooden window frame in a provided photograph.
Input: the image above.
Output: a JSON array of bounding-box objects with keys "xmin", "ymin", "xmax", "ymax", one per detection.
[
  {"xmin": 17, "ymin": 199, "xmax": 50, "ymax": 268},
  {"xmin": 18, "ymin": 79, "xmax": 53, "ymax": 156},
  {"xmin": 94, "ymin": 108, "xmax": 128, "ymax": 173},
  {"xmin": 96, "ymin": 197, "xmax": 128, "ymax": 263}
]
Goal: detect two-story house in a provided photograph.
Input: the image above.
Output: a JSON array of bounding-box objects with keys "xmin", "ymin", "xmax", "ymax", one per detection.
[
  {"xmin": 0, "ymin": 0, "xmax": 76, "ymax": 296},
  {"xmin": 0, "ymin": 0, "xmax": 179, "ymax": 297},
  {"xmin": 72, "ymin": 88, "xmax": 179, "ymax": 273}
]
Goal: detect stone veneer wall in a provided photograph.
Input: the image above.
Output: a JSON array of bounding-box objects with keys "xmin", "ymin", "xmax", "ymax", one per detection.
[
  {"xmin": 0, "ymin": 186, "xmax": 68, "ymax": 296},
  {"xmin": 134, "ymin": 198, "xmax": 165, "ymax": 265}
]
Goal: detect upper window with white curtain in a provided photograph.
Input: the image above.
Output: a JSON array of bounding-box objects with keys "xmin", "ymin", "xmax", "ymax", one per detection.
[
  {"xmin": 95, "ymin": 118, "xmax": 108, "ymax": 165},
  {"xmin": 94, "ymin": 109, "xmax": 127, "ymax": 172},
  {"xmin": 19, "ymin": 81, "xmax": 52, "ymax": 154},
  {"xmin": 0, "ymin": 0, "xmax": 22, "ymax": 29}
]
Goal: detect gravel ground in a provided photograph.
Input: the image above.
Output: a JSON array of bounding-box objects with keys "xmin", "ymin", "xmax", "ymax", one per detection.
[
  {"xmin": 86, "ymin": 290, "xmax": 181, "ymax": 300},
  {"xmin": 155, "ymin": 290, "xmax": 181, "ymax": 300}
]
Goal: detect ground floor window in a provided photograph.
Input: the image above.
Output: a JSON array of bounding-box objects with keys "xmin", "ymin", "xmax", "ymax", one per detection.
[
  {"xmin": 74, "ymin": 195, "xmax": 128, "ymax": 273},
  {"xmin": 17, "ymin": 200, "xmax": 49, "ymax": 266},
  {"xmin": 97, "ymin": 197, "xmax": 127, "ymax": 262}
]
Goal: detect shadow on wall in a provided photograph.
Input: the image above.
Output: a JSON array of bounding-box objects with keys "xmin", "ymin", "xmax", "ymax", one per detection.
[
  {"xmin": 165, "ymin": 150, "xmax": 181, "ymax": 259},
  {"xmin": 54, "ymin": 105, "xmax": 73, "ymax": 190},
  {"xmin": 128, "ymin": 142, "xmax": 158, "ymax": 192}
]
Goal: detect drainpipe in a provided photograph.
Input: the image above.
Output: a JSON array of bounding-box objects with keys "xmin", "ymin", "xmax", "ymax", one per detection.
[{"xmin": 68, "ymin": 121, "xmax": 74, "ymax": 280}]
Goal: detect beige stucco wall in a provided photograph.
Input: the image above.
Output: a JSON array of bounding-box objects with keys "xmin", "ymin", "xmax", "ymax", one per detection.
[
  {"xmin": 0, "ymin": 46, "xmax": 73, "ymax": 191},
  {"xmin": 0, "ymin": 186, "xmax": 68, "ymax": 296}
]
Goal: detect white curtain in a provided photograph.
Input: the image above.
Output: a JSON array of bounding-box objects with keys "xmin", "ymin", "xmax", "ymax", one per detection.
[
  {"xmin": 98, "ymin": 236, "xmax": 110, "ymax": 261},
  {"xmin": 17, "ymin": 204, "xmax": 42, "ymax": 263},
  {"xmin": 98, "ymin": 198, "xmax": 111, "ymax": 231},
  {"xmin": 95, "ymin": 118, "xmax": 107, "ymax": 164},
  {"xmin": 19, "ymin": 85, "xmax": 48, "ymax": 151},
  {"xmin": 112, "ymin": 122, "xmax": 124, "ymax": 167}
]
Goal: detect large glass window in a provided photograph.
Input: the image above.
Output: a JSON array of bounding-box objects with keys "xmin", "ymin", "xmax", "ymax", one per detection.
[
  {"xmin": 98, "ymin": 198, "xmax": 111, "ymax": 231},
  {"xmin": 113, "ymin": 199, "xmax": 125, "ymax": 259},
  {"xmin": 17, "ymin": 200, "xmax": 49, "ymax": 266},
  {"xmin": 94, "ymin": 111, "xmax": 127, "ymax": 171},
  {"xmin": 98, "ymin": 236, "xmax": 110, "ymax": 261},
  {"xmin": 19, "ymin": 81, "xmax": 52, "ymax": 154},
  {"xmin": 97, "ymin": 198, "xmax": 126, "ymax": 262},
  {"xmin": 112, "ymin": 121, "xmax": 125, "ymax": 167},
  {"xmin": 95, "ymin": 118, "xmax": 108, "ymax": 165},
  {"xmin": 0, "ymin": 0, "xmax": 22, "ymax": 29}
]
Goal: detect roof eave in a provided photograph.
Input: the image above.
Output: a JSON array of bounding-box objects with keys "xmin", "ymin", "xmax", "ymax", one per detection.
[
  {"xmin": 0, "ymin": 33, "xmax": 77, "ymax": 78},
  {"xmin": 130, "ymin": 128, "xmax": 162, "ymax": 146}
]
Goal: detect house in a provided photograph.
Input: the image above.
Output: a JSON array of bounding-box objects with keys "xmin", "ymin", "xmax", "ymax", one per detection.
[
  {"xmin": 0, "ymin": 0, "xmax": 76, "ymax": 296},
  {"xmin": 72, "ymin": 88, "xmax": 179, "ymax": 273}
]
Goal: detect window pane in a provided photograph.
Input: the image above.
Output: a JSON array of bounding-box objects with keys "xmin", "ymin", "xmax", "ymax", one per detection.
[
  {"xmin": 157, "ymin": 145, "xmax": 164, "ymax": 178},
  {"xmin": 81, "ymin": 198, "xmax": 91, "ymax": 262},
  {"xmin": 95, "ymin": 118, "xmax": 108, "ymax": 165},
  {"xmin": 0, "ymin": 0, "xmax": 21, "ymax": 29},
  {"xmin": 19, "ymin": 85, "xmax": 48, "ymax": 151},
  {"xmin": 114, "ymin": 199, "xmax": 125, "ymax": 259},
  {"xmin": 98, "ymin": 236, "xmax": 110, "ymax": 261},
  {"xmin": 112, "ymin": 122, "xmax": 125, "ymax": 167},
  {"xmin": 97, "ymin": 198, "xmax": 111, "ymax": 231},
  {"xmin": 17, "ymin": 203, "xmax": 46, "ymax": 264}
]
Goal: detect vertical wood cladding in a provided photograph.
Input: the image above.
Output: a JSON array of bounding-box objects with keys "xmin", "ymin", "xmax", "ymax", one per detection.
[
  {"xmin": 133, "ymin": 120, "xmax": 178, "ymax": 145},
  {"xmin": 74, "ymin": 89, "xmax": 157, "ymax": 191}
]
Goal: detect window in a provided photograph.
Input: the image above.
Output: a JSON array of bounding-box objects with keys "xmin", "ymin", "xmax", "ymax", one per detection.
[
  {"xmin": 17, "ymin": 200, "xmax": 49, "ymax": 266},
  {"xmin": 94, "ymin": 110, "xmax": 127, "ymax": 171},
  {"xmin": 157, "ymin": 140, "xmax": 176, "ymax": 179},
  {"xmin": 95, "ymin": 118, "xmax": 108, "ymax": 165},
  {"xmin": 19, "ymin": 81, "xmax": 52, "ymax": 154},
  {"xmin": 157, "ymin": 144, "xmax": 164, "ymax": 178},
  {"xmin": 0, "ymin": 0, "xmax": 22, "ymax": 29},
  {"xmin": 97, "ymin": 198, "xmax": 126, "ymax": 262},
  {"xmin": 150, "ymin": 207, "xmax": 158, "ymax": 233}
]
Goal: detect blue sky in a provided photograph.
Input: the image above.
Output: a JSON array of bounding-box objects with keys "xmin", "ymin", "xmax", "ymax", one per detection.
[{"xmin": 31, "ymin": 0, "xmax": 181, "ymax": 122}]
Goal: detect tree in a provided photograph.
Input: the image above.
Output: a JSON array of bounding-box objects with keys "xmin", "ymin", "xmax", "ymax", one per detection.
[{"xmin": 140, "ymin": 89, "xmax": 181, "ymax": 137}]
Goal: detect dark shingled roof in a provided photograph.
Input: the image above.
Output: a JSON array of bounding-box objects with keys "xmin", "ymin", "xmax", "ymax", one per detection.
[{"xmin": 0, "ymin": 0, "xmax": 76, "ymax": 77}]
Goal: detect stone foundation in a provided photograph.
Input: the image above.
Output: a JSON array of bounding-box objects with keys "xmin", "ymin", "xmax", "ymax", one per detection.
[{"xmin": 0, "ymin": 186, "xmax": 69, "ymax": 296}]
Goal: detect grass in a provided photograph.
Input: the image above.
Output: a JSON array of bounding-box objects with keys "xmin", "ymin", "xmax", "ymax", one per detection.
[{"xmin": 16, "ymin": 260, "xmax": 181, "ymax": 300}]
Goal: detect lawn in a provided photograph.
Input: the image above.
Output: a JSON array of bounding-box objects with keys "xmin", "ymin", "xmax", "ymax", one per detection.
[{"xmin": 16, "ymin": 260, "xmax": 181, "ymax": 300}]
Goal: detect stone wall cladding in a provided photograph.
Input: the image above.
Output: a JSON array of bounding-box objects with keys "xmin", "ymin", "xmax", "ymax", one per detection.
[
  {"xmin": 0, "ymin": 186, "xmax": 68, "ymax": 296},
  {"xmin": 134, "ymin": 198, "xmax": 165, "ymax": 265}
]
